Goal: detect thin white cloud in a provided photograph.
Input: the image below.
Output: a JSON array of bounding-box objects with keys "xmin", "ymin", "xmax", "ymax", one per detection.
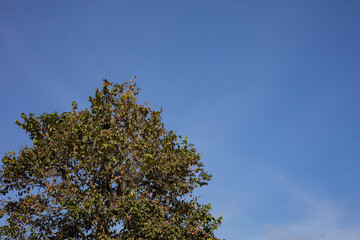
[
  {"xmin": 214, "ymin": 200, "xmax": 245, "ymax": 219},
  {"xmin": 48, "ymin": 80, "xmax": 73, "ymax": 108},
  {"xmin": 244, "ymin": 162, "xmax": 360, "ymax": 240},
  {"xmin": 255, "ymin": 218, "xmax": 360, "ymax": 240}
]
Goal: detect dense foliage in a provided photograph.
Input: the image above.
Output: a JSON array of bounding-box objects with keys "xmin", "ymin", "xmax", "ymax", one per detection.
[{"xmin": 0, "ymin": 79, "xmax": 222, "ymax": 239}]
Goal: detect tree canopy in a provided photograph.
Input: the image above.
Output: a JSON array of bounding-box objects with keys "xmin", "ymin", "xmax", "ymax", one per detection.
[{"xmin": 0, "ymin": 79, "xmax": 222, "ymax": 239}]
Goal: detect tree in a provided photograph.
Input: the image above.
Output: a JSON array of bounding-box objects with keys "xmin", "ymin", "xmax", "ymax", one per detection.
[{"xmin": 0, "ymin": 79, "xmax": 222, "ymax": 239}]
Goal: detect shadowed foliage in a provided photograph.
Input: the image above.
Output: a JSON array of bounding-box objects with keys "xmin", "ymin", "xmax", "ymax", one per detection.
[{"xmin": 0, "ymin": 79, "xmax": 222, "ymax": 239}]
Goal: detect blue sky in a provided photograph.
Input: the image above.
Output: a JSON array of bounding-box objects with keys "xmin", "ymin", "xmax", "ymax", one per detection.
[{"xmin": 1, "ymin": 1, "xmax": 360, "ymax": 239}]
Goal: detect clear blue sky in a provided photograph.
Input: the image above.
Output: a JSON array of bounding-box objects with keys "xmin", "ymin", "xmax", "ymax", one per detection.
[{"xmin": 1, "ymin": 1, "xmax": 360, "ymax": 239}]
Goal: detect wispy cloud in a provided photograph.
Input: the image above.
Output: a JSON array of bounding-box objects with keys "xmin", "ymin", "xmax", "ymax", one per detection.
[
  {"xmin": 47, "ymin": 80, "xmax": 73, "ymax": 109},
  {"xmin": 245, "ymin": 162, "xmax": 360, "ymax": 240},
  {"xmin": 255, "ymin": 217, "xmax": 360, "ymax": 240}
]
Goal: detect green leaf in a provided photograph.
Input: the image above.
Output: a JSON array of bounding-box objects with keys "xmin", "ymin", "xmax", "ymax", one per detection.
[{"xmin": 0, "ymin": 79, "xmax": 222, "ymax": 239}]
